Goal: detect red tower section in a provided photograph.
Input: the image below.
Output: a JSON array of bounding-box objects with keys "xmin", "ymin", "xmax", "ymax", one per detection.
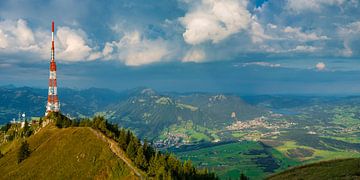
[{"xmin": 46, "ymin": 21, "xmax": 60, "ymax": 115}]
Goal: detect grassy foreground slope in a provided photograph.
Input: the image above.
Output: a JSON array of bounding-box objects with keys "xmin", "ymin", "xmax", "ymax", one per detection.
[
  {"xmin": 0, "ymin": 126, "xmax": 137, "ymax": 180},
  {"xmin": 267, "ymin": 158, "xmax": 360, "ymax": 180}
]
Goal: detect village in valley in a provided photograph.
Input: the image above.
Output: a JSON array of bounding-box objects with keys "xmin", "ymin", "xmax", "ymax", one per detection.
[{"xmin": 154, "ymin": 110, "xmax": 297, "ymax": 149}]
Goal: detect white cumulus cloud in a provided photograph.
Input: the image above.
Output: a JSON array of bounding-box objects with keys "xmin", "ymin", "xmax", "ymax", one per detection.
[
  {"xmin": 104, "ymin": 31, "xmax": 170, "ymax": 66},
  {"xmin": 56, "ymin": 27, "xmax": 95, "ymax": 61},
  {"xmin": 249, "ymin": 16, "xmax": 272, "ymax": 43},
  {"xmin": 286, "ymin": 0, "xmax": 346, "ymax": 13},
  {"xmin": 182, "ymin": 48, "xmax": 206, "ymax": 63},
  {"xmin": 0, "ymin": 19, "xmax": 37, "ymax": 52},
  {"xmin": 102, "ymin": 42, "xmax": 114, "ymax": 58},
  {"xmin": 292, "ymin": 45, "xmax": 320, "ymax": 52},
  {"xmin": 180, "ymin": 0, "xmax": 251, "ymax": 45},
  {"xmin": 0, "ymin": 19, "xmax": 100, "ymax": 62},
  {"xmin": 338, "ymin": 21, "xmax": 360, "ymax": 57},
  {"xmin": 283, "ymin": 26, "xmax": 329, "ymax": 41},
  {"xmin": 316, "ymin": 62, "xmax": 326, "ymax": 71},
  {"xmin": 241, "ymin": 62, "xmax": 281, "ymax": 68}
]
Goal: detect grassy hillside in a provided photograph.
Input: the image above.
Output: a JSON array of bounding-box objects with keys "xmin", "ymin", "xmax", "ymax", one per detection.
[
  {"xmin": 0, "ymin": 114, "xmax": 217, "ymax": 180},
  {"xmin": 0, "ymin": 126, "xmax": 137, "ymax": 180},
  {"xmin": 267, "ymin": 158, "xmax": 360, "ymax": 180}
]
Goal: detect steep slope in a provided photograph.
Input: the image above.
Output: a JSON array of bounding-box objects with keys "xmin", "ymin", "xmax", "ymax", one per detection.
[
  {"xmin": 267, "ymin": 158, "xmax": 360, "ymax": 180},
  {"xmin": 0, "ymin": 126, "xmax": 141, "ymax": 180},
  {"xmin": 89, "ymin": 128, "xmax": 146, "ymax": 179}
]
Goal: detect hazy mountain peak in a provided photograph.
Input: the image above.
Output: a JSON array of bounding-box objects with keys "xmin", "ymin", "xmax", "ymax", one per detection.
[
  {"xmin": 0, "ymin": 84, "xmax": 16, "ymax": 89},
  {"xmin": 209, "ymin": 94, "xmax": 227, "ymax": 102},
  {"xmin": 140, "ymin": 88, "xmax": 156, "ymax": 96},
  {"xmin": 155, "ymin": 97, "xmax": 173, "ymax": 105}
]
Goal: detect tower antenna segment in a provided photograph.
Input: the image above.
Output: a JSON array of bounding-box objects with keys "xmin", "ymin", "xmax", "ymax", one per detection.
[{"xmin": 45, "ymin": 21, "xmax": 60, "ymax": 116}]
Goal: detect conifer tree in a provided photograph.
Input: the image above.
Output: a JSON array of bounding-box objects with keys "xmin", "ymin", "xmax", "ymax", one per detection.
[
  {"xmin": 135, "ymin": 146, "xmax": 147, "ymax": 170},
  {"xmin": 18, "ymin": 141, "xmax": 30, "ymax": 163},
  {"xmin": 143, "ymin": 139, "xmax": 155, "ymax": 162},
  {"xmin": 183, "ymin": 160, "xmax": 195, "ymax": 176},
  {"xmin": 125, "ymin": 130, "xmax": 131, "ymax": 145},
  {"xmin": 166, "ymin": 154, "xmax": 181, "ymax": 177},
  {"xmin": 0, "ymin": 123, "xmax": 11, "ymax": 132},
  {"xmin": 240, "ymin": 173, "xmax": 249, "ymax": 180},
  {"xmin": 39, "ymin": 117, "xmax": 43, "ymax": 126},
  {"xmin": 71, "ymin": 119, "xmax": 78, "ymax": 127},
  {"xmin": 126, "ymin": 138, "xmax": 137, "ymax": 161},
  {"xmin": 156, "ymin": 166, "xmax": 167, "ymax": 180},
  {"xmin": 118, "ymin": 129, "xmax": 127, "ymax": 150},
  {"xmin": 147, "ymin": 153, "xmax": 159, "ymax": 176}
]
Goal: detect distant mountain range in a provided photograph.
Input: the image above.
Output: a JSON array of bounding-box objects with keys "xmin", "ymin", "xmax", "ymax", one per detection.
[
  {"xmin": 2, "ymin": 85, "xmax": 360, "ymax": 139},
  {"xmin": 0, "ymin": 86, "xmax": 265, "ymax": 138},
  {"xmin": 0, "ymin": 86, "xmax": 124, "ymax": 121}
]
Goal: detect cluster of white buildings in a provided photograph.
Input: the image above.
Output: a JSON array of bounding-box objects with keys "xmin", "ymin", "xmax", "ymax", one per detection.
[{"xmin": 227, "ymin": 116, "xmax": 295, "ymax": 131}]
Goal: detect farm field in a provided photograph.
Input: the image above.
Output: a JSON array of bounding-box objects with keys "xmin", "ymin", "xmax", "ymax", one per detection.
[{"xmin": 174, "ymin": 141, "xmax": 299, "ymax": 179}]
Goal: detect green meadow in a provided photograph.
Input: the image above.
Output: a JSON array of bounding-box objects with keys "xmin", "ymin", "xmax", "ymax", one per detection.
[{"xmin": 175, "ymin": 141, "xmax": 299, "ymax": 180}]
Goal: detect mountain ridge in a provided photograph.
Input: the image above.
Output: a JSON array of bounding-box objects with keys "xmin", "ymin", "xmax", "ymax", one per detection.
[{"xmin": 88, "ymin": 127, "xmax": 145, "ymax": 179}]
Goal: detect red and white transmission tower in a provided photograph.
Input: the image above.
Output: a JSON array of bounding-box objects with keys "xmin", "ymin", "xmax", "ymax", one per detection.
[{"xmin": 45, "ymin": 21, "xmax": 60, "ymax": 116}]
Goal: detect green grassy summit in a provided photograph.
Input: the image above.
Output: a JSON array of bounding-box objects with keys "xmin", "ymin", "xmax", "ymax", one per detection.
[
  {"xmin": 267, "ymin": 158, "xmax": 360, "ymax": 180},
  {"xmin": 0, "ymin": 113, "xmax": 218, "ymax": 179},
  {"xmin": 0, "ymin": 126, "xmax": 135, "ymax": 179}
]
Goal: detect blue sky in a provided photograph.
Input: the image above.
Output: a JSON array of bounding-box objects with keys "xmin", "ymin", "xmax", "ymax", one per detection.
[{"xmin": 0, "ymin": 0, "xmax": 360, "ymax": 94}]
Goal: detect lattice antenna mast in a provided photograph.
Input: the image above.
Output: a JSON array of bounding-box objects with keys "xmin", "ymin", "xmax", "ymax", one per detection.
[{"xmin": 45, "ymin": 21, "xmax": 60, "ymax": 116}]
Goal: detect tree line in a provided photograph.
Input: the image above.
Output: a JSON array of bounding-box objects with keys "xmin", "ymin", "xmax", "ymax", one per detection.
[{"xmin": 1, "ymin": 120, "xmax": 33, "ymax": 141}]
